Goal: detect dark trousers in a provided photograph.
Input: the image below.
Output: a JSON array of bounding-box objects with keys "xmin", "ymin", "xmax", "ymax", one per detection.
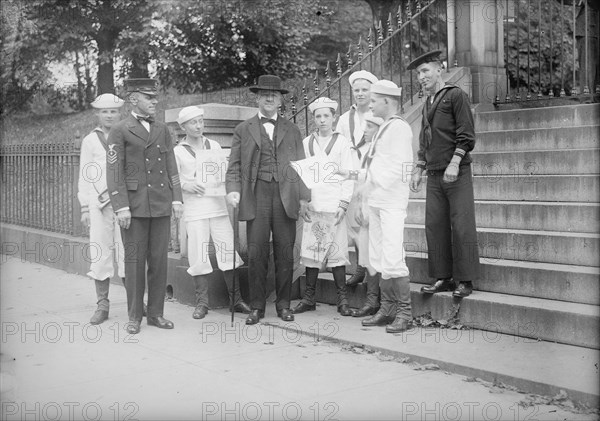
[
  {"xmin": 246, "ymin": 179, "xmax": 296, "ymax": 311},
  {"xmin": 425, "ymin": 165, "xmax": 480, "ymax": 282},
  {"xmin": 121, "ymin": 216, "xmax": 170, "ymax": 322}
]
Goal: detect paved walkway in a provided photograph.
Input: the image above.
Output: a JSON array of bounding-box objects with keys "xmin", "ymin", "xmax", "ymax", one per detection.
[{"xmin": 1, "ymin": 257, "xmax": 598, "ymax": 420}]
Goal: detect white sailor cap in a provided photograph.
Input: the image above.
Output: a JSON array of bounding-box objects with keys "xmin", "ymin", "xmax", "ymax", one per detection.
[
  {"xmin": 90, "ymin": 93, "xmax": 124, "ymax": 109},
  {"xmin": 177, "ymin": 106, "xmax": 205, "ymax": 125},
  {"xmin": 365, "ymin": 116, "xmax": 385, "ymax": 126},
  {"xmin": 370, "ymin": 80, "xmax": 402, "ymax": 97},
  {"xmin": 308, "ymin": 97, "xmax": 338, "ymax": 114},
  {"xmin": 348, "ymin": 70, "xmax": 378, "ymax": 86}
]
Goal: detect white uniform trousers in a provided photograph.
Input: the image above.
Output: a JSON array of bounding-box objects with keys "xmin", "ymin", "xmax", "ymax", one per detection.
[
  {"xmin": 87, "ymin": 205, "xmax": 125, "ymax": 280},
  {"xmin": 186, "ymin": 215, "xmax": 243, "ymax": 276},
  {"xmin": 368, "ymin": 205, "xmax": 410, "ymax": 279}
]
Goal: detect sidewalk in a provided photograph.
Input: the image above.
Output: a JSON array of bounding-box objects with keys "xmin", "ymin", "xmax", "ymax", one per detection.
[{"xmin": 1, "ymin": 256, "xmax": 598, "ymax": 420}]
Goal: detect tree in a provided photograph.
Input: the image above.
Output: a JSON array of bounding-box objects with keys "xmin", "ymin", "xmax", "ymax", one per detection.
[
  {"xmin": 151, "ymin": 0, "xmax": 332, "ymax": 93},
  {"xmin": 27, "ymin": 0, "xmax": 154, "ymax": 94}
]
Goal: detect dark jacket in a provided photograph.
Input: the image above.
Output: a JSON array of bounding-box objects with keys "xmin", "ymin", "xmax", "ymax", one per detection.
[
  {"xmin": 226, "ymin": 115, "xmax": 310, "ymax": 221},
  {"xmin": 106, "ymin": 114, "xmax": 183, "ymax": 217}
]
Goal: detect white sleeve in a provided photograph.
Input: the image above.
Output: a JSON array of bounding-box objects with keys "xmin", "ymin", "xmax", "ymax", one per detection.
[
  {"xmin": 77, "ymin": 134, "xmax": 95, "ymax": 211},
  {"xmin": 367, "ymin": 121, "xmax": 413, "ymax": 191}
]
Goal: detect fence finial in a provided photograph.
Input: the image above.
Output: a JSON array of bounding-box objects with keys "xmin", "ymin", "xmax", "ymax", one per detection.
[
  {"xmin": 313, "ymin": 70, "xmax": 320, "ymax": 96},
  {"xmin": 397, "ymin": 4, "xmax": 403, "ymax": 27},
  {"xmin": 377, "ymin": 20, "xmax": 383, "ymax": 45},
  {"xmin": 387, "ymin": 13, "xmax": 393, "ymax": 38},
  {"xmin": 368, "ymin": 27, "xmax": 373, "ymax": 53},
  {"xmin": 347, "ymin": 43, "xmax": 353, "ymax": 68},
  {"xmin": 357, "ymin": 35, "xmax": 363, "ymax": 61},
  {"xmin": 336, "ymin": 53, "xmax": 342, "ymax": 78}
]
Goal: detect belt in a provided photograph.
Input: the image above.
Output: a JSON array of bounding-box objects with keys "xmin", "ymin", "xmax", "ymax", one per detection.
[{"xmin": 426, "ymin": 164, "xmax": 470, "ymax": 177}]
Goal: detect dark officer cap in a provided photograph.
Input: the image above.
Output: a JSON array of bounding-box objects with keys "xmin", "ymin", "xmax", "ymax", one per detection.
[
  {"xmin": 124, "ymin": 78, "xmax": 158, "ymax": 96},
  {"xmin": 407, "ymin": 50, "xmax": 445, "ymax": 70}
]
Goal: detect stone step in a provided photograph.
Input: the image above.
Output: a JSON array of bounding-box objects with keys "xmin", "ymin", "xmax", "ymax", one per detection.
[
  {"xmin": 403, "ymin": 224, "xmax": 600, "ymax": 267},
  {"xmin": 406, "ymin": 199, "xmax": 600, "ymax": 234},
  {"xmin": 345, "ymin": 248, "xmax": 599, "ymax": 305},
  {"xmin": 405, "ymin": 252, "xmax": 600, "ymax": 306},
  {"xmin": 471, "ymin": 148, "xmax": 600, "ymax": 175},
  {"xmin": 475, "ymin": 103, "xmax": 599, "ymax": 131},
  {"xmin": 409, "ymin": 174, "xmax": 600, "ymax": 202},
  {"xmin": 304, "ymin": 274, "xmax": 600, "ymax": 349},
  {"xmin": 475, "ymin": 125, "xmax": 600, "ymax": 152}
]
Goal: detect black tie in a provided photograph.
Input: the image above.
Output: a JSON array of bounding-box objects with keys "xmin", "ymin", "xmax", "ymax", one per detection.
[
  {"xmin": 260, "ymin": 117, "xmax": 276, "ymax": 125},
  {"xmin": 137, "ymin": 115, "xmax": 154, "ymax": 124}
]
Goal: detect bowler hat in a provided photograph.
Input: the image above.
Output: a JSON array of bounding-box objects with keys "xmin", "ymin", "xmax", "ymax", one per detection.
[
  {"xmin": 124, "ymin": 78, "xmax": 158, "ymax": 96},
  {"xmin": 249, "ymin": 75, "xmax": 289, "ymax": 94},
  {"xmin": 407, "ymin": 50, "xmax": 445, "ymax": 70}
]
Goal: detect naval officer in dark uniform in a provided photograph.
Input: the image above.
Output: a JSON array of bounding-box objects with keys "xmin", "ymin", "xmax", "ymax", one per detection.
[
  {"xmin": 107, "ymin": 78, "xmax": 183, "ymax": 334},
  {"xmin": 408, "ymin": 51, "xmax": 480, "ymax": 298}
]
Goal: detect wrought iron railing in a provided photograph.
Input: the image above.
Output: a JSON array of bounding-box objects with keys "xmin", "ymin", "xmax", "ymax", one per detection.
[
  {"xmin": 498, "ymin": 0, "xmax": 599, "ymax": 103},
  {"xmin": 285, "ymin": 0, "xmax": 448, "ymax": 136},
  {"xmin": 0, "ymin": 141, "xmax": 84, "ymax": 236}
]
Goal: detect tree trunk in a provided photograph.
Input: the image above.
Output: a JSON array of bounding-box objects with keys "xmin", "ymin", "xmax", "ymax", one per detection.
[
  {"xmin": 128, "ymin": 50, "xmax": 149, "ymax": 78},
  {"xmin": 96, "ymin": 28, "xmax": 116, "ymax": 94}
]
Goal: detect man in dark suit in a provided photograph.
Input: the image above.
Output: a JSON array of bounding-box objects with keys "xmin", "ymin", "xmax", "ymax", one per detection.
[
  {"xmin": 226, "ymin": 74, "xmax": 310, "ymax": 325},
  {"xmin": 107, "ymin": 78, "xmax": 183, "ymax": 334}
]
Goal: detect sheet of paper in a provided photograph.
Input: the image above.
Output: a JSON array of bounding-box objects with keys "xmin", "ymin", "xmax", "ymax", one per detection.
[{"xmin": 290, "ymin": 155, "xmax": 344, "ymax": 189}]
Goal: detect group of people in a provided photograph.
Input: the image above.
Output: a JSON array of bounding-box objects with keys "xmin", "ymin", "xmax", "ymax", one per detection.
[{"xmin": 77, "ymin": 50, "xmax": 480, "ymax": 335}]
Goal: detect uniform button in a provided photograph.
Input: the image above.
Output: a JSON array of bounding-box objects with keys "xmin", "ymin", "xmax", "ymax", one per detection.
[
  {"xmin": 160, "ymin": 170, "xmax": 163, "ymax": 174},
  {"xmin": 148, "ymin": 184, "xmax": 151, "ymax": 187},
  {"xmin": 146, "ymin": 158, "xmax": 149, "ymax": 161},
  {"xmin": 158, "ymin": 158, "xmax": 161, "ymax": 161},
  {"xmin": 161, "ymin": 183, "xmax": 164, "ymax": 187},
  {"xmin": 147, "ymin": 170, "xmax": 151, "ymax": 174}
]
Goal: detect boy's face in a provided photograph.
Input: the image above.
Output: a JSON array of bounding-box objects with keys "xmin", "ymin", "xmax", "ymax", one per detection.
[
  {"xmin": 369, "ymin": 93, "xmax": 387, "ymax": 118},
  {"xmin": 313, "ymin": 108, "xmax": 335, "ymax": 133},
  {"xmin": 364, "ymin": 121, "xmax": 380, "ymax": 141},
  {"xmin": 417, "ymin": 61, "xmax": 443, "ymax": 91},
  {"xmin": 256, "ymin": 90, "xmax": 282, "ymax": 116},
  {"xmin": 352, "ymin": 79, "xmax": 372, "ymax": 107},
  {"xmin": 181, "ymin": 116, "xmax": 204, "ymax": 137},
  {"xmin": 131, "ymin": 92, "xmax": 158, "ymax": 116},
  {"xmin": 96, "ymin": 108, "xmax": 120, "ymax": 129}
]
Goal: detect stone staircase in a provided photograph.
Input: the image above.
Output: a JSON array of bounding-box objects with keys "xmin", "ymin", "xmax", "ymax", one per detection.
[{"xmin": 305, "ymin": 103, "xmax": 600, "ymax": 349}]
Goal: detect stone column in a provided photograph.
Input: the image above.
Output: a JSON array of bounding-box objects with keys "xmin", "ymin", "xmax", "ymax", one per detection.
[{"xmin": 451, "ymin": 0, "xmax": 507, "ymax": 103}]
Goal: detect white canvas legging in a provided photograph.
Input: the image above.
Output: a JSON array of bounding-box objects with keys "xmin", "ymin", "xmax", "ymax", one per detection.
[
  {"xmin": 186, "ymin": 216, "xmax": 243, "ymax": 276},
  {"xmin": 368, "ymin": 205, "xmax": 409, "ymax": 279}
]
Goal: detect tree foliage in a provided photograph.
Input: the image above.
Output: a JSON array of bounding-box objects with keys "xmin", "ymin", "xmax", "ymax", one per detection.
[{"xmin": 151, "ymin": 0, "xmax": 332, "ymax": 93}]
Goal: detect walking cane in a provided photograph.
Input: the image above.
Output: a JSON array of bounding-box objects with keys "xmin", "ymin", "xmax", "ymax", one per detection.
[{"xmin": 231, "ymin": 205, "xmax": 239, "ymax": 326}]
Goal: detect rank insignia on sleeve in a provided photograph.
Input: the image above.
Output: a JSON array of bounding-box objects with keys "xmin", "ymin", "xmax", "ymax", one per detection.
[{"xmin": 107, "ymin": 144, "xmax": 117, "ymax": 164}]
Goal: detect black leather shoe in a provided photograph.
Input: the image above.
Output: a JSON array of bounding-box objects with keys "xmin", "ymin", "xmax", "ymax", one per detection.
[
  {"xmin": 421, "ymin": 278, "xmax": 456, "ymax": 294},
  {"xmin": 292, "ymin": 302, "xmax": 316, "ymax": 314},
  {"xmin": 125, "ymin": 320, "xmax": 141, "ymax": 334},
  {"xmin": 246, "ymin": 309, "xmax": 265, "ymax": 325},
  {"xmin": 147, "ymin": 316, "xmax": 174, "ymax": 329},
  {"xmin": 386, "ymin": 318, "xmax": 410, "ymax": 333},
  {"xmin": 352, "ymin": 305, "xmax": 380, "ymax": 317},
  {"xmin": 338, "ymin": 305, "xmax": 353, "ymax": 316},
  {"xmin": 362, "ymin": 312, "xmax": 395, "ymax": 326},
  {"xmin": 192, "ymin": 305, "xmax": 208, "ymax": 319},
  {"xmin": 277, "ymin": 308, "xmax": 295, "ymax": 322},
  {"xmin": 233, "ymin": 301, "xmax": 252, "ymax": 314},
  {"xmin": 453, "ymin": 282, "xmax": 473, "ymax": 298},
  {"xmin": 346, "ymin": 266, "xmax": 366, "ymax": 286}
]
